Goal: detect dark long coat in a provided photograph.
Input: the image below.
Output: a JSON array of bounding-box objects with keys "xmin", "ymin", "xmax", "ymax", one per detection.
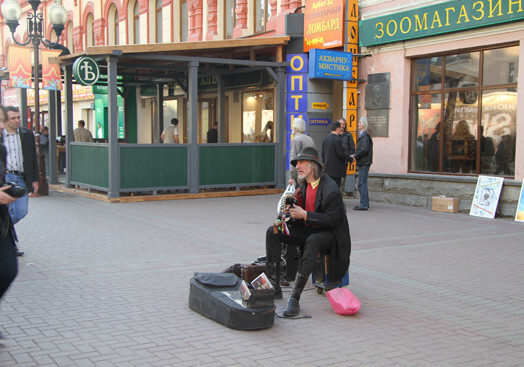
[
  {"xmin": 298, "ymin": 174, "xmax": 351, "ymax": 282},
  {"xmin": 322, "ymin": 133, "xmax": 354, "ymax": 178}
]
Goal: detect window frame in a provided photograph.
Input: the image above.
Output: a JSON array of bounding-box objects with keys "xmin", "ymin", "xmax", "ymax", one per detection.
[
  {"xmin": 408, "ymin": 43, "xmax": 519, "ymax": 177},
  {"xmin": 254, "ymin": 0, "xmax": 270, "ymax": 34},
  {"xmin": 224, "ymin": 0, "xmax": 236, "ymax": 39}
]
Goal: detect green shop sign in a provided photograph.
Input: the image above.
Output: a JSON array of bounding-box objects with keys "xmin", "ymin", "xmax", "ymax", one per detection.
[
  {"xmin": 359, "ymin": 0, "xmax": 524, "ymax": 47},
  {"xmin": 73, "ymin": 56, "xmax": 100, "ymax": 85}
]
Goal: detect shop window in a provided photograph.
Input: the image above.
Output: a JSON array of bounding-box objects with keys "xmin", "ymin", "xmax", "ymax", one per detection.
[
  {"xmin": 242, "ymin": 90, "xmax": 274, "ymax": 143},
  {"xmin": 412, "ymin": 57, "xmax": 443, "ymax": 91},
  {"xmin": 409, "ymin": 45, "xmax": 518, "ymax": 177},
  {"xmin": 483, "ymin": 46, "xmax": 519, "ymax": 86},
  {"xmin": 224, "ymin": 0, "xmax": 236, "ymax": 39},
  {"xmin": 444, "ymin": 52, "xmax": 479, "ymax": 89},
  {"xmin": 481, "ymin": 88, "xmax": 516, "ymax": 175}
]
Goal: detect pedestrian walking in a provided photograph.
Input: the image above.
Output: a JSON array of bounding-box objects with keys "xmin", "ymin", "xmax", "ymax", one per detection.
[{"xmin": 351, "ymin": 117, "xmax": 373, "ymax": 211}]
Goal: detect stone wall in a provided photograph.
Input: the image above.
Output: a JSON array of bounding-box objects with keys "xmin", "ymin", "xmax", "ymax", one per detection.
[{"xmin": 364, "ymin": 173, "xmax": 521, "ymax": 217}]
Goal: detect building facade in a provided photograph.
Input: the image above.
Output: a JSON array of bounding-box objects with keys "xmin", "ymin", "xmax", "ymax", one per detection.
[
  {"xmin": 1, "ymin": 0, "xmax": 521, "ymax": 210},
  {"xmin": 1, "ymin": 0, "xmax": 306, "ymax": 145},
  {"xmin": 356, "ymin": 0, "xmax": 522, "ymax": 214}
]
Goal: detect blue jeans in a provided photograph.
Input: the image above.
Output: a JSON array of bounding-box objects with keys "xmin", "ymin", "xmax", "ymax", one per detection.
[
  {"xmin": 5, "ymin": 172, "xmax": 29, "ymax": 225},
  {"xmin": 357, "ymin": 165, "xmax": 370, "ymax": 209}
]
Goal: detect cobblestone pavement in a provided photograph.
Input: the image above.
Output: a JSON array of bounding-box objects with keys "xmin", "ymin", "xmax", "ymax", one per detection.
[{"xmin": 1, "ymin": 190, "xmax": 523, "ymax": 366}]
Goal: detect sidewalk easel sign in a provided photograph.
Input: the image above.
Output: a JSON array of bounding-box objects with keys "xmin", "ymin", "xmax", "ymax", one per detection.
[
  {"xmin": 469, "ymin": 176, "xmax": 504, "ymax": 219},
  {"xmin": 515, "ymin": 181, "xmax": 524, "ymax": 222}
]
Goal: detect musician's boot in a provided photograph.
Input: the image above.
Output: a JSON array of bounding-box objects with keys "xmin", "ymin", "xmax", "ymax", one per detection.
[
  {"xmin": 265, "ymin": 261, "xmax": 282, "ymax": 299},
  {"xmin": 283, "ymin": 273, "xmax": 308, "ymax": 317}
]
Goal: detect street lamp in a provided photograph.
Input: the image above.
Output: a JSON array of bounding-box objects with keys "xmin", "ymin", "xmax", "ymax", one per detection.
[{"xmin": 1, "ymin": 0, "xmax": 68, "ymax": 195}]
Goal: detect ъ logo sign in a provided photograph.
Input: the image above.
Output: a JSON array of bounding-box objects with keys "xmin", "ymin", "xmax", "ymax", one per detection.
[{"xmin": 73, "ymin": 57, "xmax": 100, "ymax": 86}]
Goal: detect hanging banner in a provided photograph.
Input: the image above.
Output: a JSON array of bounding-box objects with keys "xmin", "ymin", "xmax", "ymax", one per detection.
[
  {"xmin": 8, "ymin": 45, "xmax": 32, "ymax": 88},
  {"xmin": 42, "ymin": 49, "xmax": 63, "ymax": 90}
]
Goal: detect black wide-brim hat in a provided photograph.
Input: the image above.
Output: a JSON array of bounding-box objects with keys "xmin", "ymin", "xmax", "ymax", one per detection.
[{"xmin": 290, "ymin": 146, "xmax": 322, "ymax": 167}]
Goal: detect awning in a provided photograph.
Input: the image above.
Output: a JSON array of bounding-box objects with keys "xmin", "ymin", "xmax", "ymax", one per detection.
[{"xmin": 51, "ymin": 36, "xmax": 290, "ymax": 86}]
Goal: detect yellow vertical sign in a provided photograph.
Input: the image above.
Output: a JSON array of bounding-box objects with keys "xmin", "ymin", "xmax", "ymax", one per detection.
[{"xmin": 346, "ymin": 0, "xmax": 359, "ymax": 175}]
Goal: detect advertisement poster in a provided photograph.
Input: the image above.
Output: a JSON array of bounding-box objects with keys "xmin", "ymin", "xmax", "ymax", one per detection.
[
  {"xmin": 469, "ymin": 176, "xmax": 504, "ymax": 219},
  {"xmin": 515, "ymin": 182, "xmax": 524, "ymax": 222},
  {"xmin": 303, "ymin": 0, "xmax": 345, "ymax": 52}
]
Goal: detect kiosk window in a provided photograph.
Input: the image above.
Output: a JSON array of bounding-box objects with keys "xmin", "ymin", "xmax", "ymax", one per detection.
[{"xmin": 242, "ymin": 90, "xmax": 274, "ymax": 143}]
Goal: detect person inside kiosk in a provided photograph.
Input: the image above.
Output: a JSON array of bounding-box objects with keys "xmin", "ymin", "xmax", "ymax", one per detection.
[{"xmin": 265, "ymin": 146, "xmax": 352, "ymax": 317}]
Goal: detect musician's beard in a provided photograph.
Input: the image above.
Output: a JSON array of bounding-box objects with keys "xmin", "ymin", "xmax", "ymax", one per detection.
[{"xmin": 297, "ymin": 176, "xmax": 306, "ymax": 187}]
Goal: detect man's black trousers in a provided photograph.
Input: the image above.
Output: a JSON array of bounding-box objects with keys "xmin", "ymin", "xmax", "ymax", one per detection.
[
  {"xmin": 266, "ymin": 224, "xmax": 334, "ymax": 277},
  {"xmin": 0, "ymin": 233, "xmax": 18, "ymax": 300}
]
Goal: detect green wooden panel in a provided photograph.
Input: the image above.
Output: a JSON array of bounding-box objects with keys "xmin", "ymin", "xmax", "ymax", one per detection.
[
  {"xmin": 70, "ymin": 145, "xmax": 109, "ymax": 188},
  {"xmin": 199, "ymin": 145, "xmax": 275, "ymax": 185},
  {"xmin": 120, "ymin": 146, "xmax": 188, "ymax": 189}
]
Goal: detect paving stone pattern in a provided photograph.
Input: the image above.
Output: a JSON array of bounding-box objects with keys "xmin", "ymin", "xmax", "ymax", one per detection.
[{"xmin": 1, "ymin": 191, "xmax": 523, "ymax": 366}]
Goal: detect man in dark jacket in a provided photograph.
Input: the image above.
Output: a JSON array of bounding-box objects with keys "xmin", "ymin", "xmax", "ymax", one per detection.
[
  {"xmin": 351, "ymin": 117, "xmax": 373, "ymax": 210},
  {"xmin": 0, "ymin": 106, "xmax": 19, "ymax": 332},
  {"xmin": 321, "ymin": 121, "xmax": 354, "ymax": 186},
  {"xmin": 1, "ymin": 106, "xmax": 39, "ymax": 256},
  {"xmin": 265, "ymin": 146, "xmax": 351, "ymax": 317},
  {"xmin": 339, "ymin": 118, "xmax": 356, "ymax": 196},
  {"xmin": 206, "ymin": 121, "xmax": 218, "ymax": 143}
]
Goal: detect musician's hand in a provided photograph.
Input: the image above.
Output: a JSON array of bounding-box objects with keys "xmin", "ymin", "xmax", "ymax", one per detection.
[
  {"xmin": 289, "ymin": 204, "xmax": 307, "ymax": 220},
  {"xmin": 0, "ymin": 186, "xmax": 16, "ymax": 204}
]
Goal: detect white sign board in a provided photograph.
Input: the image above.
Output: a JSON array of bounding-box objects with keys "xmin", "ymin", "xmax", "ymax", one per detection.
[{"xmin": 469, "ymin": 176, "xmax": 504, "ymax": 219}]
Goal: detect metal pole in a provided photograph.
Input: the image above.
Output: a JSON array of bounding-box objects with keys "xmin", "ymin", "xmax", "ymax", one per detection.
[
  {"xmin": 275, "ymin": 66, "xmax": 286, "ymax": 189},
  {"xmin": 157, "ymin": 83, "xmax": 164, "ymax": 143},
  {"xmin": 20, "ymin": 89, "xmax": 28, "ymax": 128},
  {"xmin": 63, "ymin": 64, "xmax": 74, "ymax": 188},
  {"xmin": 188, "ymin": 61, "xmax": 199, "ymax": 193},
  {"xmin": 48, "ymin": 90, "xmax": 58, "ymax": 184},
  {"xmin": 33, "ymin": 35, "xmax": 49, "ymax": 195},
  {"xmin": 33, "ymin": 39, "xmax": 40, "ymax": 134},
  {"xmin": 107, "ymin": 55, "xmax": 120, "ymax": 199},
  {"xmin": 217, "ymin": 75, "xmax": 225, "ymax": 143}
]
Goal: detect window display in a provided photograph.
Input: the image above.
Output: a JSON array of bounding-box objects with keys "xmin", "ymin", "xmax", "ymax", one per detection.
[{"xmin": 410, "ymin": 45, "xmax": 518, "ymax": 177}]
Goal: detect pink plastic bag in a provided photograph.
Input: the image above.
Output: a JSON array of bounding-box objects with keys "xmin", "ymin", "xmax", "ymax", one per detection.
[{"xmin": 326, "ymin": 288, "xmax": 361, "ymax": 315}]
